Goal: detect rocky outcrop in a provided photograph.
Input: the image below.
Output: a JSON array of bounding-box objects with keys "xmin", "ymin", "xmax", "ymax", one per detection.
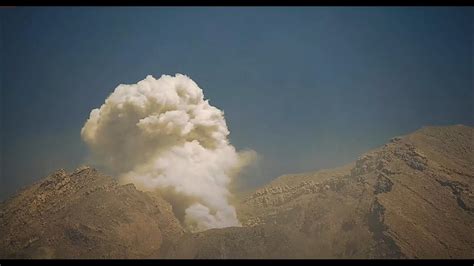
[
  {"xmin": 176, "ymin": 125, "xmax": 473, "ymax": 259},
  {"xmin": 1, "ymin": 125, "xmax": 472, "ymax": 259},
  {"xmin": 0, "ymin": 167, "xmax": 184, "ymax": 259}
]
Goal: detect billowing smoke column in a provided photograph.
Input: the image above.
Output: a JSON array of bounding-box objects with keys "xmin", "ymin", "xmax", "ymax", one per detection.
[{"xmin": 81, "ymin": 74, "xmax": 255, "ymax": 232}]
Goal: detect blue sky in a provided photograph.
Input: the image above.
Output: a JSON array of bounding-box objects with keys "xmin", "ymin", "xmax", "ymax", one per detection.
[{"xmin": 1, "ymin": 7, "xmax": 472, "ymax": 199}]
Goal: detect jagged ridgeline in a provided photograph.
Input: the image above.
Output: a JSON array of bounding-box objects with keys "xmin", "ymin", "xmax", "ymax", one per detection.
[{"xmin": 1, "ymin": 125, "xmax": 473, "ymax": 258}]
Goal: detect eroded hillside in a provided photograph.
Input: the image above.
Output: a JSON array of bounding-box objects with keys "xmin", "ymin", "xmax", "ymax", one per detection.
[
  {"xmin": 0, "ymin": 167, "xmax": 184, "ymax": 258},
  {"xmin": 167, "ymin": 125, "xmax": 473, "ymax": 258},
  {"xmin": 1, "ymin": 125, "xmax": 472, "ymax": 259}
]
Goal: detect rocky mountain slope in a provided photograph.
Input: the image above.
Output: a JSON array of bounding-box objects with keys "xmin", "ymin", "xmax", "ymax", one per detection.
[
  {"xmin": 167, "ymin": 125, "xmax": 473, "ymax": 258},
  {"xmin": 1, "ymin": 125, "xmax": 473, "ymax": 258},
  {"xmin": 0, "ymin": 167, "xmax": 184, "ymax": 258}
]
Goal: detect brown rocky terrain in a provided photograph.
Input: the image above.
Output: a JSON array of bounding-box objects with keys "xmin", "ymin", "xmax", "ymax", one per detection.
[
  {"xmin": 1, "ymin": 125, "xmax": 473, "ymax": 258},
  {"xmin": 167, "ymin": 125, "xmax": 473, "ymax": 258},
  {"xmin": 0, "ymin": 167, "xmax": 184, "ymax": 258}
]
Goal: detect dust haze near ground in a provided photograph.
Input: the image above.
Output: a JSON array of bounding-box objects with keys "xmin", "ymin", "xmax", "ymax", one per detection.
[{"xmin": 1, "ymin": 125, "xmax": 473, "ymax": 258}]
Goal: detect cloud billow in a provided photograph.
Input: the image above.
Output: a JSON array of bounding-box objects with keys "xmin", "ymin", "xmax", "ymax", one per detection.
[{"xmin": 81, "ymin": 74, "xmax": 255, "ymax": 232}]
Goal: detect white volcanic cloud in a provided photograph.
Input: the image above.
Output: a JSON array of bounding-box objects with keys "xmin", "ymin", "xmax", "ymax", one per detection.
[{"xmin": 81, "ymin": 74, "xmax": 256, "ymax": 232}]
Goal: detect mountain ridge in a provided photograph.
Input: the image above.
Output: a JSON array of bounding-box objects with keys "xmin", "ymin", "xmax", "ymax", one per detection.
[{"xmin": 1, "ymin": 124, "xmax": 473, "ymax": 258}]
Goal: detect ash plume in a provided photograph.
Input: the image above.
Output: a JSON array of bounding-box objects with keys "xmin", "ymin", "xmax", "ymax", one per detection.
[{"xmin": 81, "ymin": 74, "xmax": 256, "ymax": 232}]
